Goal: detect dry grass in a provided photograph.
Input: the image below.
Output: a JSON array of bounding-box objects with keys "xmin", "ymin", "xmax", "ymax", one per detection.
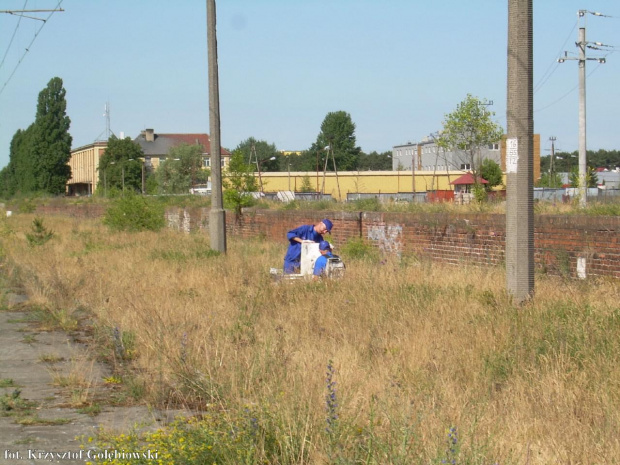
[{"xmin": 1, "ymin": 213, "xmax": 619, "ymax": 463}]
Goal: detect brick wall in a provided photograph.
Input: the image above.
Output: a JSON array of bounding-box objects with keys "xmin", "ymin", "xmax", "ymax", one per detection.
[{"xmin": 30, "ymin": 204, "xmax": 619, "ymax": 278}]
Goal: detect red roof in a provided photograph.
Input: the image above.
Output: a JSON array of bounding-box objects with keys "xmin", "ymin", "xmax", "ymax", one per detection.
[
  {"xmin": 450, "ymin": 173, "xmax": 488, "ymax": 185},
  {"xmin": 159, "ymin": 133, "xmax": 231, "ymax": 155}
]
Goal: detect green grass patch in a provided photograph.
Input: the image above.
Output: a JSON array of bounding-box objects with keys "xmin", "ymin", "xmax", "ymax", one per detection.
[
  {"xmin": 15, "ymin": 415, "xmax": 72, "ymax": 426},
  {"xmin": 77, "ymin": 403, "xmax": 102, "ymax": 417},
  {"xmin": 0, "ymin": 390, "xmax": 36, "ymax": 415},
  {"xmin": 0, "ymin": 378, "xmax": 16, "ymax": 388}
]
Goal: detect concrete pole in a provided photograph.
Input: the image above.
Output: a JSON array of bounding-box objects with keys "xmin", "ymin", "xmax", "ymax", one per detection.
[
  {"xmin": 549, "ymin": 136, "xmax": 556, "ymax": 176},
  {"xmin": 257, "ymin": 160, "xmax": 264, "ymax": 194},
  {"xmin": 330, "ymin": 144, "xmax": 342, "ymax": 201},
  {"xmin": 506, "ymin": 0, "xmax": 534, "ymax": 303},
  {"xmin": 207, "ymin": 0, "xmax": 226, "ymax": 252},
  {"xmin": 578, "ymin": 27, "xmax": 587, "ymax": 207},
  {"xmin": 411, "ymin": 145, "xmax": 416, "ymax": 197}
]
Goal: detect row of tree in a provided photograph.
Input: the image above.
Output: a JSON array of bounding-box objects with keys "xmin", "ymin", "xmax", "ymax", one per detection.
[
  {"xmin": 231, "ymin": 111, "xmax": 392, "ymax": 175},
  {"xmin": 0, "ymin": 77, "xmax": 72, "ymax": 198},
  {"xmin": 537, "ymin": 149, "xmax": 620, "ymax": 188},
  {"xmin": 540, "ymin": 149, "xmax": 620, "ymax": 173},
  {"xmin": 1, "ymin": 76, "xmax": 615, "ymax": 199}
]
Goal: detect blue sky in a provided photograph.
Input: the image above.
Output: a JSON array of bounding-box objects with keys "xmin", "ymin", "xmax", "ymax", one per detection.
[{"xmin": 0, "ymin": 1, "xmax": 618, "ymax": 170}]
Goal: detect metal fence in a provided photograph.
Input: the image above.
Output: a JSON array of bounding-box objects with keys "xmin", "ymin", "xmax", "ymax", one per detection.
[
  {"xmin": 535, "ymin": 188, "xmax": 620, "ymax": 203},
  {"xmin": 346, "ymin": 192, "xmax": 428, "ymax": 203},
  {"xmin": 265, "ymin": 189, "xmax": 620, "ymax": 204}
]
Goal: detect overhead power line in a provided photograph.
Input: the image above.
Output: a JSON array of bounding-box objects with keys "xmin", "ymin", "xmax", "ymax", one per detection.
[
  {"xmin": 0, "ymin": 0, "xmax": 28, "ymax": 72},
  {"xmin": 534, "ymin": 21, "xmax": 577, "ymax": 95},
  {"xmin": 0, "ymin": 1, "xmax": 64, "ymax": 98}
]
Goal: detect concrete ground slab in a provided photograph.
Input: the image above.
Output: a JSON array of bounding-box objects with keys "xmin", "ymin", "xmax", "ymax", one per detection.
[{"xmin": 0, "ymin": 301, "xmax": 176, "ymax": 464}]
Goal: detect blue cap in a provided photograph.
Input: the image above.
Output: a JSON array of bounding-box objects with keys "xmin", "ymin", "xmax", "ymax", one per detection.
[
  {"xmin": 321, "ymin": 219, "xmax": 333, "ymax": 232},
  {"xmin": 319, "ymin": 240, "xmax": 331, "ymax": 251}
]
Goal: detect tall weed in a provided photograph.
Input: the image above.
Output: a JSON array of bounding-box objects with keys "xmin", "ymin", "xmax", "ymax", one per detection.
[{"xmin": 1, "ymin": 214, "xmax": 619, "ymax": 463}]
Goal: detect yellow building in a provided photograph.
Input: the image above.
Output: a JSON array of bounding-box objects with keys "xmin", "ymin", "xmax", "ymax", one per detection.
[
  {"xmin": 259, "ymin": 170, "xmax": 474, "ymax": 201},
  {"xmin": 66, "ymin": 129, "xmax": 230, "ymax": 196},
  {"xmin": 66, "ymin": 141, "xmax": 108, "ymax": 196}
]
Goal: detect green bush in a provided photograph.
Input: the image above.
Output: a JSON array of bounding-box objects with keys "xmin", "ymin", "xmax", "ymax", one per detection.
[
  {"xmin": 340, "ymin": 237, "xmax": 380, "ymax": 262},
  {"xmin": 472, "ymin": 183, "xmax": 488, "ymax": 203},
  {"xmin": 103, "ymin": 193, "xmax": 165, "ymax": 232}
]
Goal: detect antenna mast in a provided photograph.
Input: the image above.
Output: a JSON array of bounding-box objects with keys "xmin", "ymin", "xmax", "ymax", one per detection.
[
  {"xmin": 104, "ymin": 103, "xmax": 111, "ymax": 140},
  {"xmin": 96, "ymin": 102, "xmax": 115, "ymax": 141}
]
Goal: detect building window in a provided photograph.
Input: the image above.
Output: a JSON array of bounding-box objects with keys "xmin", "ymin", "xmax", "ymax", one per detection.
[
  {"xmin": 204, "ymin": 158, "xmax": 210, "ymax": 167},
  {"xmin": 460, "ymin": 163, "xmax": 471, "ymax": 170},
  {"xmin": 488, "ymin": 143, "xmax": 499, "ymax": 150}
]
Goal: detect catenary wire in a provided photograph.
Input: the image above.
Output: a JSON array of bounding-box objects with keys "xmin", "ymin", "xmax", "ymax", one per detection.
[
  {"xmin": 534, "ymin": 20, "xmax": 577, "ymax": 95},
  {"xmin": 0, "ymin": 0, "xmax": 29, "ymax": 72},
  {"xmin": 0, "ymin": 0, "xmax": 64, "ymax": 99}
]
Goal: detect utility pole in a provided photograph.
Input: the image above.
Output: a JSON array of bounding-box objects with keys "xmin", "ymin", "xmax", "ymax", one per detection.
[
  {"xmin": 558, "ymin": 10, "xmax": 609, "ymax": 207},
  {"xmin": 207, "ymin": 0, "xmax": 226, "ymax": 253},
  {"xmin": 287, "ymin": 162, "xmax": 291, "ymax": 191},
  {"xmin": 320, "ymin": 143, "xmax": 341, "ymax": 201},
  {"xmin": 411, "ymin": 143, "xmax": 416, "ymax": 198},
  {"xmin": 548, "ymin": 136, "xmax": 556, "ymax": 176},
  {"xmin": 248, "ymin": 143, "xmax": 258, "ymax": 167},
  {"xmin": 506, "ymin": 0, "xmax": 534, "ymax": 303}
]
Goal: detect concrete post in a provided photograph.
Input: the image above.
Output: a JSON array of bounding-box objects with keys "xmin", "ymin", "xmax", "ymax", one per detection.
[
  {"xmin": 578, "ymin": 27, "xmax": 587, "ymax": 207},
  {"xmin": 207, "ymin": 0, "xmax": 226, "ymax": 253},
  {"xmin": 506, "ymin": 0, "xmax": 534, "ymax": 302}
]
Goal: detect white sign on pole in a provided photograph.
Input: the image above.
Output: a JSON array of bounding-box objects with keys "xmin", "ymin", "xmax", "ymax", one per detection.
[{"xmin": 506, "ymin": 138, "xmax": 518, "ymax": 173}]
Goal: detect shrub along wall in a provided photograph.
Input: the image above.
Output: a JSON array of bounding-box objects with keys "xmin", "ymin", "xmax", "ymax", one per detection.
[{"xmin": 31, "ymin": 204, "xmax": 619, "ymax": 279}]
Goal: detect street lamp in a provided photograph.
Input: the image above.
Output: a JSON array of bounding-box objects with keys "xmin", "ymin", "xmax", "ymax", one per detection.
[
  {"xmin": 288, "ymin": 162, "xmax": 291, "ymax": 191},
  {"xmin": 321, "ymin": 145, "xmax": 329, "ymax": 196},
  {"xmin": 411, "ymin": 143, "xmax": 417, "ymax": 200},
  {"xmin": 129, "ymin": 158, "xmax": 145, "ymax": 194},
  {"xmin": 257, "ymin": 156, "xmax": 276, "ymax": 194},
  {"xmin": 123, "ymin": 159, "xmax": 135, "ymax": 194},
  {"xmin": 106, "ymin": 161, "xmax": 116, "ymax": 197}
]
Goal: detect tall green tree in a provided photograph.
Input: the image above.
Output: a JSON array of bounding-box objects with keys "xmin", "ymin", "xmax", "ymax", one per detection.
[
  {"xmin": 98, "ymin": 135, "xmax": 145, "ymax": 194},
  {"xmin": 4, "ymin": 127, "xmax": 37, "ymax": 196},
  {"xmin": 234, "ymin": 137, "xmax": 280, "ymax": 171},
  {"xmin": 223, "ymin": 150, "xmax": 258, "ymax": 215},
  {"xmin": 438, "ymin": 94, "xmax": 504, "ymax": 185},
  {"xmin": 310, "ymin": 111, "xmax": 361, "ymax": 171},
  {"xmin": 32, "ymin": 77, "xmax": 73, "ymax": 194},
  {"xmin": 155, "ymin": 143, "xmax": 209, "ymax": 194}
]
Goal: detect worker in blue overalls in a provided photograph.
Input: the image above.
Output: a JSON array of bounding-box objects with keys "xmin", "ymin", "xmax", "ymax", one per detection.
[
  {"xmin": 283, "ymin": 219, "xmax": 333, "ymax": 274},
  {"xmin": 313, "ymin": 240, "xmax": 335, "ymax": 279}
]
